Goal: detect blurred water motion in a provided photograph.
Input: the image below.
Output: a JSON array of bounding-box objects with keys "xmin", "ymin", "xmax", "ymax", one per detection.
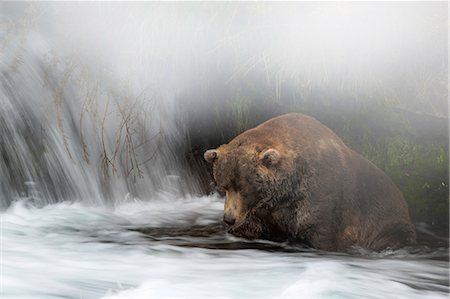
[
  {"xmin": 0, "ymin": 2, "xmax": 446, "ymax": 206},
  {"xmin": 2, "ymin": 197, "xmax": 448, "ymax": 299}
]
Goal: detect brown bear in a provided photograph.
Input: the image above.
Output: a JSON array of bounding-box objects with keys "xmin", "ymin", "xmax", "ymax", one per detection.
[{"xmin": 204, "ymin": 112, "xmax": 416, "ymax": 251}]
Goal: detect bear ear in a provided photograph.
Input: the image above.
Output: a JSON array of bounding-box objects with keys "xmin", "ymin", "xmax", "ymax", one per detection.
[
  {"xmin": 260, "ymin": 148, "xmax": 280, "ymax": 167},
  {"xmin": 204, "ymin": 149, "xmax": 219, "ymax": 163}
]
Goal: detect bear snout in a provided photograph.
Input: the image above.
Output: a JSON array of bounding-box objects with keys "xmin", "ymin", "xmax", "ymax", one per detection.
[{"xmin": 223, "ymin": 213, "xmax": 236, "ymax": 226}]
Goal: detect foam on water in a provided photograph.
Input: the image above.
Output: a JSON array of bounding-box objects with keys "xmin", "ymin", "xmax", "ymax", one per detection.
[{"xmin": 2, "ymin": 196, "xmax": 448, "ymax": 299}]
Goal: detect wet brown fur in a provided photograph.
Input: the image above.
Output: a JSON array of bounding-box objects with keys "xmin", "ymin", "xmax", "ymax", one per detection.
[{"xmin": 206, "ymin": 113, "xmax": 416, "ymax": 251}]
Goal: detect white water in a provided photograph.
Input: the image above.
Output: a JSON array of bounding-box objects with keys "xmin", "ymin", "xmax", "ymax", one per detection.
[{"xmin": 2, "ymin": 196, "xmax": 449, "ymax": 299}]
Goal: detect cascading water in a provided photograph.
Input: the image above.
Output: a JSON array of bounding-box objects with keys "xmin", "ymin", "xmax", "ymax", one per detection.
[
  {"xmin": 0, "ymin": 2, "xmax": 448, "ymax": 299},
  {"xmin": 0, "ymin": 2, "xmax": 205, "ymax": 206}
]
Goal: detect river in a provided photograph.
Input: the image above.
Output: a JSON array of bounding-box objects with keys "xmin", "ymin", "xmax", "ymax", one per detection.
[{"xmin": 2, "ymin": 195, "xmax": 448, "ymax": 299}]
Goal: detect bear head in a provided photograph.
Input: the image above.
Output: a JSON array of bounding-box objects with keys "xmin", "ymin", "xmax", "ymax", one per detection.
[{"xmin": 204, "ymin": 139, "xmax": 303, "ymax": 240}]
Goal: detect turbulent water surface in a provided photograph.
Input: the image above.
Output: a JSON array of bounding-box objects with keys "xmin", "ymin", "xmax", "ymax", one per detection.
[{"xmin": 3, "ymin": 195, "xmax": 448, "ymax": 299}]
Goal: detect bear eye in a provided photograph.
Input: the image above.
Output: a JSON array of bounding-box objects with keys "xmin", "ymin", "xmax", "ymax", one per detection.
[{"xmin": 217, "ymin": 185, "xmax": 227, "ymax": 194}]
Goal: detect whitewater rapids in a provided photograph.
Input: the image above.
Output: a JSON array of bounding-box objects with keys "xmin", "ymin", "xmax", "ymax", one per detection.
[{"xmin": 2, "ymin": 194, "xmax": 448, "ymax": 299}]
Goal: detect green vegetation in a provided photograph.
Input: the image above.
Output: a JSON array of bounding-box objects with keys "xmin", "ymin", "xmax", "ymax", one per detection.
[{"xmin": 335, "ymin": 114, "xmax": 449, "ymax": 226}]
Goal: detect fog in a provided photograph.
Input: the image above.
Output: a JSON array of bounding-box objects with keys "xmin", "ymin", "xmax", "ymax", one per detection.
[
  {"xmin": 0, "ymin": 2, "xmax": 447, "ymax": 203},
  {"xmin": 1, "ymin": 3, "xmax": 448, "ymax": 298},
  {"xmin": 2, "ymin": 2, "xmax": 446, "ymax": 109}
]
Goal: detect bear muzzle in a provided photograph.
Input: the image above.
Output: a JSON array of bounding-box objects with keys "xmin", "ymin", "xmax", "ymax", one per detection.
[
  {"xmin": 223, "ymin": 213, "xmax": 236, "ymax": 226},
  {"xmin": 223, "ymin": 190, "xmax": 244, "ymax": 227}
]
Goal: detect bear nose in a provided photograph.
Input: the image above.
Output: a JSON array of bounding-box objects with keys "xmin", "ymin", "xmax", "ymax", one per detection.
[{"xmin": 223, "ymin": 214, "xmax": 236, "ymax": 226}]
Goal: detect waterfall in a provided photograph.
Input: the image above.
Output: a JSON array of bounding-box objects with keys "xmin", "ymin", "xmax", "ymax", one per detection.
[{"xmin": 0, "ymin": 2, "xmax": 202, "ymax": 206}]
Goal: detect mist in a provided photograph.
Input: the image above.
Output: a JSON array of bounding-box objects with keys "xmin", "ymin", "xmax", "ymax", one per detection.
[
  {"xmin": 0, "ymin": 1, "xmax": 447, "ymax": 209},
  {"xmin": 3, "ymin": 2, "xmax": 446, "ymax": 110},
  {"xmin": 1, "ymin": 3, "xmax": 449, "ymax": 299}
]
